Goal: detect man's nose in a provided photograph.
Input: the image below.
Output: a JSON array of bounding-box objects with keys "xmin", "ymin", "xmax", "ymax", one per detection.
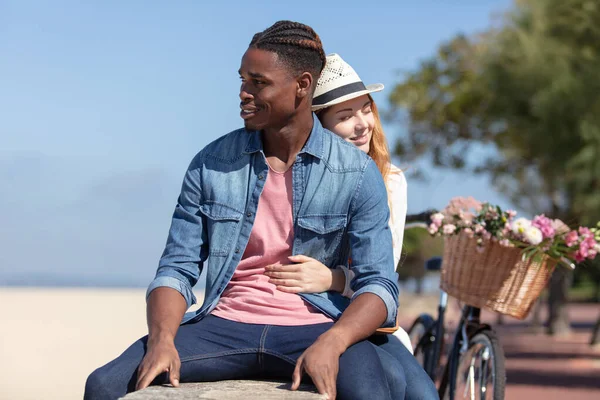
[{"xmin": 239, "ymin": 84, "xmax": 253, "ymax": 102}]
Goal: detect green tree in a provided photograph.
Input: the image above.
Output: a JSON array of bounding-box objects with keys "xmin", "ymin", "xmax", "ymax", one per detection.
[{"xmin": 389, "ymin": 0, "xmax": 600, "ymax": 335}]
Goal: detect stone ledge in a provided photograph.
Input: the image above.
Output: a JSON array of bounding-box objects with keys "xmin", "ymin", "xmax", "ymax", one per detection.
[{"xmin": 121, "ymin": 380, "xmax": 325, "ymax": 399}]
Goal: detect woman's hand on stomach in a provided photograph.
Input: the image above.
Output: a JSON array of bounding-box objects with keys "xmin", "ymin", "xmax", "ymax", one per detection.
[{"xmin": 264, "ymin": 255, "xmax": 345, "ymax": 294}]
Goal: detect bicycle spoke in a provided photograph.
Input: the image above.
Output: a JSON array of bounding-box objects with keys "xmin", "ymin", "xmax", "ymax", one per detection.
[
  {"xmin": 468, "ymin": 361, "xmax": 475, "ymax": 400},
  {"xmin": 455, "ymin": 338, "xmax": 498, "ymax": 400},
  {"xmin": 480, "ymin": 347, "xmax": 490, "ymax": 400}
]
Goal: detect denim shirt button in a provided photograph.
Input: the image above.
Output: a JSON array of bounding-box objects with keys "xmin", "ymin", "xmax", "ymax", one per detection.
[
  {"xmin": 246, "ymin": 212, "xmax": 253, "ymax": 217},
  {"xmin": 234, "ymin": 248, "xmax": 240, "ymax": 254},
  {"xmin": 258, "ymin": 174, "xmax": 264, "ymax": 180}
]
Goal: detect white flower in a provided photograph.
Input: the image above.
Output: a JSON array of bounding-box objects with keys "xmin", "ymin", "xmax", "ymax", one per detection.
[
  {"xmin": 443, "ymin": 224, "xmax": 457, "ymax": 235},
  {"xmin": 512, "ymin": 218, "xmax": 532, "ymax": 235},
  {"xmin": 523, "ymin": 226, "xmax": 543, "ymax": 245}
]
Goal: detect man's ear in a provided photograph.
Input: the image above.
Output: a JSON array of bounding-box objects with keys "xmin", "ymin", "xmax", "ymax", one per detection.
[{"xmin": 297, "ymin": 72, "xmax": 314, "ymax": 99}]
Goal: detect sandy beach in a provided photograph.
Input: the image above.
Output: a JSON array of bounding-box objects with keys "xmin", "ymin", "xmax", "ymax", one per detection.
[{"xmin": 1, "ymin": 288, "xmax": 167, "ymax": 400}]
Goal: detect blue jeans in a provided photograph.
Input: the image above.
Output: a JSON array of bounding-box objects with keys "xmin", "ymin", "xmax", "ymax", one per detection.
[
  {"xmin": 85, "ymin": 315, "xmax": 401, "ymax": 400},
  {"xmin": 370, "ymin": 335, "xmax": 439, "ymax": 400}
]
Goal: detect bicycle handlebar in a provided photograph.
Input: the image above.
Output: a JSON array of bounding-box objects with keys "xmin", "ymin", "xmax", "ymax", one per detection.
[{"xmin": 405, "ymin": 209, "xmax": 438, "ymax": 229}]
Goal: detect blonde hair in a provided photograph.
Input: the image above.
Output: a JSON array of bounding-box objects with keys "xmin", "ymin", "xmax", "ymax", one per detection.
[{"xmin": 366, "ymin": 94, "xmax": 391, "ymax": 182}]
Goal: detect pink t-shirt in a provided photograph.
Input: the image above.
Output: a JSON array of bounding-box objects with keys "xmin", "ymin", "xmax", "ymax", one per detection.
[{"xmin": 211, "ymin": 165, "xmax": 333, "ymax": 325}]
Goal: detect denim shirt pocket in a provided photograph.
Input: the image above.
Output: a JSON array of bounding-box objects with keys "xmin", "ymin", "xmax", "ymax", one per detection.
[
  {"xmin": 199, "ymin": 202, "xmax": 243, "ymax": 256},
  {"xmin": 296, "ymin": 214, "xmax": 347, "ymax": 266}
]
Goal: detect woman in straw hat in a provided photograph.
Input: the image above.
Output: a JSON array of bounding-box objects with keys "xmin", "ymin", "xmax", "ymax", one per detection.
[{"xmin": 265, "ymin": 54, "xmax": 438, "ymax": 399}]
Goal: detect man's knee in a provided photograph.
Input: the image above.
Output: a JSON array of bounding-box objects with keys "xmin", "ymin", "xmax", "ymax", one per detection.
[
  {"xmin": 84, "ymin": 366, "xmax": 127, "ymax": 400},
  {"xmin": 405, "ymin": 374, "xmax": 439, "ymax": 400},
  {"xmin": 84, "ymin": 367, "xmax": 108, "ymax": 400},
  {"xmin": 383, "ymin": 363, "xmax": 407, "ymax": 398},
  {"xmin": 421, "ymin": 378, "xmax": 439, "ymax": 400},
  {"xmin": 337, "ymin": 341, "xmax": 393, "ymax": 400}
]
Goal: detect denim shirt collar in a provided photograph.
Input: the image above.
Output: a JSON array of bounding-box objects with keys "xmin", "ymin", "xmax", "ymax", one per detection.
[{"xmin": 243, "ymin": 113, "xmax": 325, "ymax": 160}]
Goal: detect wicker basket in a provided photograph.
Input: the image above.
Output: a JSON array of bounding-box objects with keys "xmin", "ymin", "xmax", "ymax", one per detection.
[{"xmin": 440, "ymin": 233, "xmax": 556, "ymax": 319}]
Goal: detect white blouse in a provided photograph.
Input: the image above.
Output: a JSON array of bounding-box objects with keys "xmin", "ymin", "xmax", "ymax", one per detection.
[{"xmin": 387, "ymin": 163, "xmax": 408, "ymax": 269}]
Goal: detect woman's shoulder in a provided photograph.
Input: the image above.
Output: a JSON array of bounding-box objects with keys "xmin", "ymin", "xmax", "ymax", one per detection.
[{"xmin": 386, "ymin": 163, "xmax": 407, "ymax": 187}]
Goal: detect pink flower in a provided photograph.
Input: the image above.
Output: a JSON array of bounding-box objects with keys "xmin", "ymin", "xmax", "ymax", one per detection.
[
  {"xmin": 540, "ymin": 226, "xmax": 555, "ymax": 239},
  {"xmin": 582, "ymin": 236, "xmax": 598, "ymax": 259},
  {"xmin": 499, "ymin": 239, "xmax": 511, "ymax": 247},
  {"xmin": 579, "ymin": 227, "xmax": 592, "ymax": 237},
  {"xmin": 431, "ymin": 213, "xmax": 445, "ymax": 227},
  {"xmin": 443, "ymin": 224, "xmax": 457, "ymax": 235},
  {"xmin": 443, "ymin": 197, "xmax": 482, "ymax": 221},
  {"xmin": 484, "ymin": 207, "xmax": 499, "ymax": 220},
  {"xmin": 532, "ymin": 215, "xmax": 555, "ymax": 239},
  {"xmin": 585, "ymin": 235, "xmax": 597, "ymax": 248},
  {"xmin": 574, "ymin": 240, "xmax": 590, "ymax": 262},
  {"xmin": 578, "ymin": 241, "xmax": 590, "ymax": 258},
  {"xmin": 506, "ymin": 209, "xmax": 517, "ymax": 219},
  {"xmin": 552, "ymin": 219, "xmax": 570, "ymax": 235},
  {"xmin": 574, "ymin": 251, "xmax": 586, "ymax": 263},
  {"xmin": 565, "ymin": 231, "xmax": 579, "ymax": 247},
  {"xmin": 464, "ymin": 227, "xmax": 474, "ymax": 238},
  {"xmin": 474, "ymin": 224, "xmax": 485, "ymax": 234},
  {"xmin": 428, "ymin": 223, "xmax": 439, "ymax": 235}
]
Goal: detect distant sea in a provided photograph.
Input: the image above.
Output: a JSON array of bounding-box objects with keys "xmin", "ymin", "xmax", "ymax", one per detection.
[
  {"xmin": 1, "ymin": 271, "xmax": 440, "ymax": 293},
  {"xmin": 0, "ymin": 272, "xmax": 149, "ymax": 288}
]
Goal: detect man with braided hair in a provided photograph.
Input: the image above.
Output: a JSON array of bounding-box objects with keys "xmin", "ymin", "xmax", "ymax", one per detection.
[{"xmin": 85, "ymin": 21, "xmax": 407, "ymax": 400}]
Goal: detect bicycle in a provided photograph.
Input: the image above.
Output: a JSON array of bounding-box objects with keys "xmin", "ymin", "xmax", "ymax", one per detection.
[{"xmin": 403, "ymin": 211, "xmax": 506, "ymax": 400}]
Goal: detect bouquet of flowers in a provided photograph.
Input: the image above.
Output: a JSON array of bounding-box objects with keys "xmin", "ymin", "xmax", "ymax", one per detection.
[{"xmin": 428, "ymin": 196, "xmax": 600, "ymax": 268}]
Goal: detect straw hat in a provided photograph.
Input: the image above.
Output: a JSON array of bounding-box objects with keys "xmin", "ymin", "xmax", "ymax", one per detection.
[{"xmin": 312, "ymin": 53, "xmax": 384, "ymax": 111}]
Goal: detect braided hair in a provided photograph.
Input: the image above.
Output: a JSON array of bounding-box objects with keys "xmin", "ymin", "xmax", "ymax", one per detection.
[{"xmin": 249, "ymin": 21, "xmax": 326, "ymax": 87}]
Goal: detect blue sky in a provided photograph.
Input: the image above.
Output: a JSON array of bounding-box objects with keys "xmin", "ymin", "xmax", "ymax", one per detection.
[{"xmin": 0, "ymin": 0, "xmax": 514, "ymax": 286}]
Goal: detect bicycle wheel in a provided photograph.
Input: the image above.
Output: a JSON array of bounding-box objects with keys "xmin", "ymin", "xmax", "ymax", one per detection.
[
  {"xmin": 452, "ymin": 329, "xmax": 506, "ymax": 400},
  {"xmin": 408, "ymin": 314, "xmax": 436, "ymax": 378}
]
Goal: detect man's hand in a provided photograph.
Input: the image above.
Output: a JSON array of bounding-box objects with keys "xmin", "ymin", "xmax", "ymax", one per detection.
[
  {"xmin": 137, "ymin": 287, "xmax": 187, "ymax": 391},
  {"xmin": 291, "ymin": 293, "xmax": 388, "ymax": 399},
  {"xmin": 291, "ymin": 333, "xmax": 346, "ymax": 400},
  {"xmin": 136, "ymin": 338, "xmax": 181, "ymax": 391}
]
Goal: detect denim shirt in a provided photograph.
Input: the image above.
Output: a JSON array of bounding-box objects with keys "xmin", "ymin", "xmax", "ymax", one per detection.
[{"xmin": 147, "ymin": 116, "xmax": 399, "ymax": 327}]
